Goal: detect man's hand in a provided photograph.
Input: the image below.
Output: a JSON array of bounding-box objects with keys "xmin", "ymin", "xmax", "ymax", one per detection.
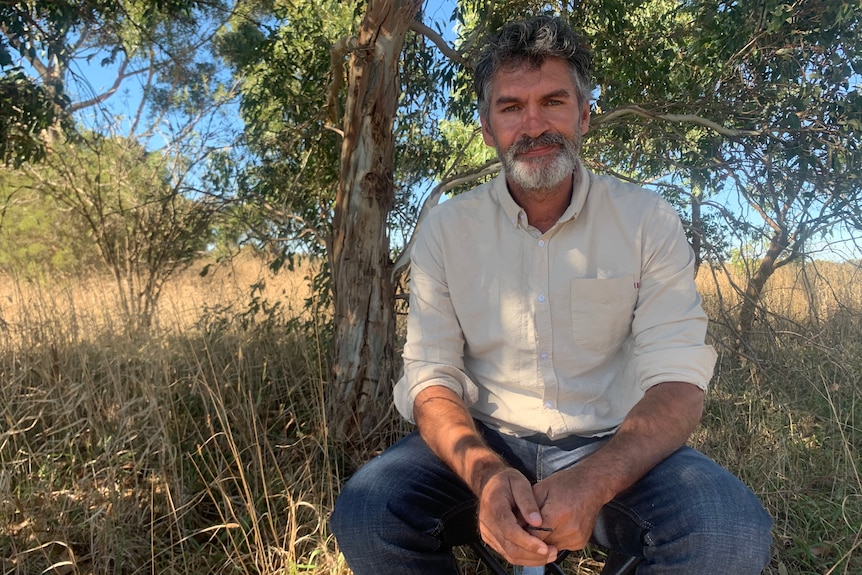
[
  {"xmin": 529, "ymin": 381, "xmax": 706, "ymax": 552},
  {"xmin": 413, "ymin": 385, "xmax": 555, "ymax": 565},
  {"xmin": 531, "ymin": 467, "xmax": 607, "ymax": 551},
  {"xmin": 477, "ymin": 467, "xmax": 558, "ymax": 566}
]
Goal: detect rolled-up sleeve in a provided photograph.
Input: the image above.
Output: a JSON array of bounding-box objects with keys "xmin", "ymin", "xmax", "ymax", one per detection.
[
  {"xmin": 632, "ymin": 198, "xmax": 717, "ymax": 392},
  {"xmin": 393, "ymin": 214, "xmax": 479, "ymax": 422}
]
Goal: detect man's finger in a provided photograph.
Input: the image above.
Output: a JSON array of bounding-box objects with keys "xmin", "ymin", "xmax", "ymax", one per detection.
[
  {"xmin": 478, "ymin": 470, "xmax": 557, "ymax": 565},
  {"xmin": 508, "ymin": 474, "xmax": 544, "ymax": 528}
]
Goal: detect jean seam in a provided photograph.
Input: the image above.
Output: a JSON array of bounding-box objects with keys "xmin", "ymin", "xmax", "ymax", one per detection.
[
  {"xmin": 604, "ymin": 498, "xmax": 655, "ymax": 544},
  {"xmin": 536, "ymin": 445, "xmax": 545, "ymax": 480}
]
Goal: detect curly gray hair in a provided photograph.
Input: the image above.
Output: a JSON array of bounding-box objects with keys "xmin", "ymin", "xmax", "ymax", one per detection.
[{"xmin": 474, "ymin": 15, "xmax": 592, "ymax": 120}]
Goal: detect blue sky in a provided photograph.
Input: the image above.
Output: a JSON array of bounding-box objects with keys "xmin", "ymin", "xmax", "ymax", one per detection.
[{"xmin": 423, "ymin": 0, "xmax": 458, "ymax": 24}]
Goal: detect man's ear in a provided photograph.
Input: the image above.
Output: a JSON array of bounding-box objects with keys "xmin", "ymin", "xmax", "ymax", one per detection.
[{"xmin": 579, "ymin": 103, "xmax": 591, "ymax": 135}]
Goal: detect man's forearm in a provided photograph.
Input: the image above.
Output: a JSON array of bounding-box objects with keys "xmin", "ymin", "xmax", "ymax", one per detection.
[
  {"xmin": 570, "ymin": 381, "xmax": 705, "ymax": 503},
  {"xmin": 413, "ymin": 385, "xmax": 509, "ymax": 495}
]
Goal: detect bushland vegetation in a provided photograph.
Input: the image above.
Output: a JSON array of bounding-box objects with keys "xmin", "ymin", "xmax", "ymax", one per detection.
[
  {"xmin": 2, "ymin": 1, "xmax": 860, "ymax": 573},
  {"xmin": 1, "ymin": 253, "xmax": 859, "ymax": 574}
]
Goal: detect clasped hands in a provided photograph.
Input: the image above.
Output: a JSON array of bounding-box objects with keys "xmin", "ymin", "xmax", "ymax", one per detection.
[{"xmin": 477, "ymin": 465, "xmax": 605, "ymax": 567}]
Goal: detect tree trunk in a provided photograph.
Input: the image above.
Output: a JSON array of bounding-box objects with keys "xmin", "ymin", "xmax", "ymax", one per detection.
[
  {"xmin": 329, "ymin": 0, "xmax": 417, "ymax": 447},
  {"xmin": 736, "ymin": 229, "xmax": 788, "ymax": 355}
]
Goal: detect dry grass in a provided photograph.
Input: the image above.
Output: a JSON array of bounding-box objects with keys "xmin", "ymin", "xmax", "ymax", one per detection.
[
  {"xmin": 695, "ymin": 261, "xmax": 862, "ymax": 575},
  {"xmin": 0, "ymin": 256, "xmax": 860, "ymax": 574},
  {"xmin": 0, "ymin": 255, "xmax": 318, "ymax": 342},
  {"xmin": 0, "ymin": 254, "xmax": 348, "ymax": 575}
]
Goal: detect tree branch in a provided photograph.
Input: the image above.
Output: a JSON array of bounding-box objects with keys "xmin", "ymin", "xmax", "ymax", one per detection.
[
  {"xmin": 409, "ymin": 19, "xmax": 470, "ymax": 68},
  {"xmin": 327, "ymin": 35, "xmax": 358, "ymax": 127},
  {"xmin": 129, "ymin": 47, "xmax": 157, "ymax": 136},
  {"xmin": 260, "ymin": 204, "xmax": 328, "ymax": 250},
  {"xmin": 68, "ymin": 57, "xmax": 133, "ymax": 112},
  {"xmin": 592, "ymin": 105, "xmax": 761, "ymax": 138}
]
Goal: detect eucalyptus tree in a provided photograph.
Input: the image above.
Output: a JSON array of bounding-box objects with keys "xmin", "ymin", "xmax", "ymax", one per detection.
[
  {"xmin": 454, "ymin": 0, "xmax": 861, "ymax": 350},
  {"xmin": 578, "ymin": 0, "xmax": 861, "ymax": 350}
]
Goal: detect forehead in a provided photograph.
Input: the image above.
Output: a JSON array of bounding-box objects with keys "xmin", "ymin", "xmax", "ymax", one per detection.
[{"xmin": 488, "ymin": 57, "xmax": 577, "ymax": 100}]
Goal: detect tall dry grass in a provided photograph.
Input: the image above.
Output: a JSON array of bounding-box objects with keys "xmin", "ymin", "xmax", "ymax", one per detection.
[
  {"xmin": 0, "ymin": 256, "xmax": 860, "ymax": 574},
  {"xmin": 0, "ymin": 255, "xmax": 348, "ymax": 575},
  {"xmin": 695, "ymin": 261, "xmax": 862, "ymax": 575}
]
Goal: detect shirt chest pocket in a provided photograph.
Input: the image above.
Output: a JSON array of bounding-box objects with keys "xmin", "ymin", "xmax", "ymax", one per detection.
[{"xmin": 570, "ymin": 276, "xmax": 638, "ymax": 352}]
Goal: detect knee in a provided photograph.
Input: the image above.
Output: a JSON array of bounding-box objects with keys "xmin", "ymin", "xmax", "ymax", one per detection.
[
  {"xmin": 676, "ymin": 516, "xmax": 772, "ymax": 573},
  {"xmin": 661, "ymin": 465, "xmax": 773, "ymax": 570},
  {"xmin": 644, "ymin": 495, "xmax": 772, "ymax": 574},
  {"xmin": 330, "ymin": 467, "xmax": 386, "ymax": 546},
  {"xmin": 641, "ymin": 449, "xmax": 773, "ymax": 571},
  {"xmin": 700, "ymin": 504, "xmax": 772, "ymax": 567},
  {"xmin": 329, "ymin": 482, "xmax": 352, "ymax": 542},
  {"xmin": 685, "ymin": 467, "xmax": 773, "ymax": 547}
]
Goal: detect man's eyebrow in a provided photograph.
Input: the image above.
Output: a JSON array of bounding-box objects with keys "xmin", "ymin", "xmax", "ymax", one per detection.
[
  {"xmin": 541, "ymin": 89, "xmax": 574, "ymax": 100},
  {"xmin": 493, "ymin": 88, "xmax": 574, "ymax": 106}
]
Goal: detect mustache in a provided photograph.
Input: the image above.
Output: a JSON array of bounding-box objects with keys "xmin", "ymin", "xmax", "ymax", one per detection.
[{"xmin": 508, "ymin": 132, "xmax": 569, "ymax": 155}]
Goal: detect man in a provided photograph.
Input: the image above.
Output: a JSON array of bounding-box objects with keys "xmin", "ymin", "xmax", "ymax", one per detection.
[{"xmin": 331, "ymin": 15, "xmax": 772, "ymax": 574}]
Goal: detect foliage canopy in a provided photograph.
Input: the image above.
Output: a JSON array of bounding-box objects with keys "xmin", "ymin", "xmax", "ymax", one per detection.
[{"xmin": 0, "ymin": 0, "xmax": 211, "ymax": 165}]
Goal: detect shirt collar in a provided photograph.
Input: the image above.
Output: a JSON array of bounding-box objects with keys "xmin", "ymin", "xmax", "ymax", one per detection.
[{"xmin": 492, "ymin": 160, "xmax": 591, "ymax": 228}]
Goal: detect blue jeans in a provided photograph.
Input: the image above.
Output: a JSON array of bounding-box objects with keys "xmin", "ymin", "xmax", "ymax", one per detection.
[{"xmin": 331, "ymin": 424, "xmax": 773, "ymax": 574}]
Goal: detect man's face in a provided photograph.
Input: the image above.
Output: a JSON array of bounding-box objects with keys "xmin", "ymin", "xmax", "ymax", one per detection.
[{"xmin": 480, "ymin": 57, "xmax": 590, "ymax": 195}]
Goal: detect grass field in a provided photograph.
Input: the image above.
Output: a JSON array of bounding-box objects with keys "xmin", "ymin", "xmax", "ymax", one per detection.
[{"xmin": 1, "ymin": 255, "xmax": 860, "ymax": 574}]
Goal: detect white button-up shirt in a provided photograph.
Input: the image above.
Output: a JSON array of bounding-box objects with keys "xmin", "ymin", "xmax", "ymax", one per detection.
[{"xmin": 394, "ymin": 165, "xmax": 717, "ymax": 438}]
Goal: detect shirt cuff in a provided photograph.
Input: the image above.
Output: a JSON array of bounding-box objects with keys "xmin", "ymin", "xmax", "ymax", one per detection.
[
  {"xmin": 636, "ymin": 344, "xmax": 718, "ymax": 392},
  {"xmin": 394, "ymin": 363, "xmax": 480, "ymax": 423}
]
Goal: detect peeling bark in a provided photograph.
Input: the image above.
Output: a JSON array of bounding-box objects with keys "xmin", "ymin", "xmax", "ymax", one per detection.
[{"xmin": 329, "ymin": 0, "xmax": 418, "ymax": 448}]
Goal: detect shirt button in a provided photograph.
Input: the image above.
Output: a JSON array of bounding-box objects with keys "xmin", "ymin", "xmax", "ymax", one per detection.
[
  {"xmin": 537, "ymin": 295, "xmax": 545, "ymax": 303},
  {"xmin": 537, "ymin": 240, "xmax": 545, "ymax": 247}
]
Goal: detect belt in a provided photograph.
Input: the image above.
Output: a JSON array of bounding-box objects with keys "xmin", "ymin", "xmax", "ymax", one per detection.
[{"xmin": 524, "ymin": 431, "xmax": 611, "ymax": 451}]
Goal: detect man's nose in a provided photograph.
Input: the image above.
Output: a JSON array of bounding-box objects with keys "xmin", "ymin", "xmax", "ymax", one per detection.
[{"xmin": 519, "ymin": 104, "xmax": 550, "ymax": 138}]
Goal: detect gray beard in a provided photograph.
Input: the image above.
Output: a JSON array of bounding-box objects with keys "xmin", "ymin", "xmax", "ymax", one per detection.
[{"xmin": 499, "ymin": 132, "xmax": 580, "ymax": 196}]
